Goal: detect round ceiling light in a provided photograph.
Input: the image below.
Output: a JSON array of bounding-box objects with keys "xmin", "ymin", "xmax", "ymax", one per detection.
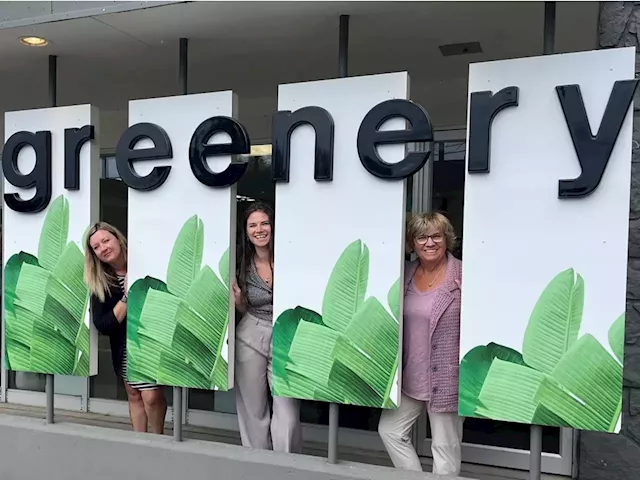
[{"xmin": 19, "ymin": 36, "xmax": 49, "ymax": 47}]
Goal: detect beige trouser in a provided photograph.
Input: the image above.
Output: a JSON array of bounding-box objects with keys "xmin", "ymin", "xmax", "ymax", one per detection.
[
  {"xmin": 379, "ymin": 393, "xmax": 464, "ymax": 475},
  {"xmin": 234, "ymin": 313, "xmax": 302, "ymax": 453}
]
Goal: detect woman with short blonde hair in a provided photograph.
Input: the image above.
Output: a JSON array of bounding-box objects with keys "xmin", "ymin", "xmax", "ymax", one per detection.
[
  {"xmin": 84, "ymin": 221, "xmax": 167, "ymax": 434},
  {"xmin": 379, "ymin": 211, "xmax": 464, "ymax": 475}
]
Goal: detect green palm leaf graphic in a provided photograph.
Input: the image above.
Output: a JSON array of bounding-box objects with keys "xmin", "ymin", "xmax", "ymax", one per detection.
[
  {"xmin": 540, "ymin": 334, "xmax": 622, "ymax": 432},
  {"xmin": 459, "ymin": 343, "xmax": 526, "ymax": 417},
  {"xmin": 126, "ymin": 216, "xmax": 231, "ymax": 390},
  {"xmin": 37, "ymin": 195, "xmax": 69, "ymax": 272},
  {"xmin": 461, "ymin": 267, "xmax": 624, "ymax": 433},
  {"xmin": 475, "ymin": 359, "xmax": 546, "ymax": 424},
  {"xmin": 523, "ymin": 268, "xmax": 583, "ymax": 375},
  {"xmin": 322, "ymin": 240, "xmax": 369, "ymax": 333},
  {"xmin": 608, "ymin": 313, "xmax": 625, "ymax": 365},
  {"xmin": 166, "ymin": 215, "xmax": 203, "ymax": 298},
  {"xmin": 271, "ymin": 240, "xmax": 400, "ymax": 408},
  {"xmin": 272, "ymin": 306, "xmax": 323, "ymax": 387},
  {"xmin": 3, "ymin": 194, "xmax": 92, "ymax": 376}
]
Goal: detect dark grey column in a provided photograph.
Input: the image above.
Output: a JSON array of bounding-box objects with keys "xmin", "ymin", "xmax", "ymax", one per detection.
[
  {"xmin": 45, "ymin": 54, "xmax": 58, "ymax": 425},
  {"xmin": 173, "ymin": 37, "xmax": 188, "ymax": 443},
  {"xmin": 579, "ymin": 2, "xmax": 640, "ymax": 479}
]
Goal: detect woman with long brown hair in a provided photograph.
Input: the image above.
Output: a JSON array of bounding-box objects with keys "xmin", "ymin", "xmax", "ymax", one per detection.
[
  {"xmin": 84, "ymin": 221, "xmax": 167, "ymax": 434},
  {"xmin": 232, "ymin": 201, "xmax": 302, "ymax": 452}
]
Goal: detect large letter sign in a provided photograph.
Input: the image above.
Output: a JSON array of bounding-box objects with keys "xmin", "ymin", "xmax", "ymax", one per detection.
[
  {"xmin": 270, "ymin": 72, "xmax": 429, "ymax": 408},
  {"xmin": 2, "ymin": 105, "xmax": 100, "ymax": 376},
  {"xmin": 459, "ymin": 48, "xmax": 637, "ymax": 432},
  {"xmin": 120, "ymin": 92, "xmax": 239, "ymax": 391}
]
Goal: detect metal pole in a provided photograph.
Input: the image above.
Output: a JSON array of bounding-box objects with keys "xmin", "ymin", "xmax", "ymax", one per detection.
[
  {"xmin": 529, "ymin": 3, "xmax": 556, "ymax": 476},
  {"xmin": 49, "ymin": 55, "xmax": 57, "ymax": 108},
  {"xmin": 530, "ymin": 425, "xmax": 543, "ymax": 480},
  {"xmin": 543, "ymin": 2, "xmax": 556, "ymax": 55},
  {"xmin": 328, "ymin": 403, "xmax": 339, "ymax": 464},
  {"xmin": 179, "ymin": 37, "xmax": 188, "ymax": 95},
  {"xmin": 338, "ymin": 15, "xmax": 349, "ymax": 78},
  {"xmin": 328, "ymin": 15, "xmax": 350, "ymax": 465},
  {"xmin": 45, "ymin": 54, "xmax": 57, "ymax": 425},
  {"xmin": 172, "ymin": 38, "xmax": 188, "ymax": 442}
]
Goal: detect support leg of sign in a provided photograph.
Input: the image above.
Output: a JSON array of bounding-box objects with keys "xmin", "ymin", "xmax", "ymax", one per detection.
[
  {"xmin": 327, "ymin": 15, "xmax": 349, "ymax": 465},
  {"xmin": 529, "ymin": 424, "xmax": 543, "ymax": 480},
  {"xmin": 45, "ymin": 54, "xmax": 58, "ymax": 425},
  {"xmin": 528, "ymin": 2, "xmax": 556, "ymax": 476},
  {"xmin": 172, "ymin": 37, "xmax": 189, "ymax": 443}
]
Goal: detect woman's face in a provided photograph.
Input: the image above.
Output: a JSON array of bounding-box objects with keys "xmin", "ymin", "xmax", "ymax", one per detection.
[
  {"xmin": 413, "ymin": 227, "xmax": 446, "ymax": 264},
  {"xmin": 89, "ymin": 229, "xmax": 122, "ymax": 265},
  {"xmin": 246, "ymin": 210, "xmax": 272, "ymax": 248}
]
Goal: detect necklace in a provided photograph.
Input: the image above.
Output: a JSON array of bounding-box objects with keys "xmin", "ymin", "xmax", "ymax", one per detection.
[
  {"xmin": 420, "ymin": 261, "xmax": 445, "ymax": 287},
  {"xmin": 255, "ymin": 258, "xmax": 273, "ymax": 286}
]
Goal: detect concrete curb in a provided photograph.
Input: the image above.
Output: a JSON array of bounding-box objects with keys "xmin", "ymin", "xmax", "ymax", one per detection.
[{"xmin": 0, "ymin": 413, "xmax": 475, "ymax": 479}]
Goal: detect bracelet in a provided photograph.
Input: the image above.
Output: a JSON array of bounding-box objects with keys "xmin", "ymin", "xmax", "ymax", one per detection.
[{"xmin": 121, "ymin": 295, "xmax": 128, "ymax": 304}]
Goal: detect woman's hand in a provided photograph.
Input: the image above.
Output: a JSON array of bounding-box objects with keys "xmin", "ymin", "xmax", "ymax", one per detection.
[
  {"xmin": 232, "ymin": 282, "xmax": 243, "ymax": 308},
  {"xmin": 124, "ymin": 273, "xmax": 129, "ymax": 292}
]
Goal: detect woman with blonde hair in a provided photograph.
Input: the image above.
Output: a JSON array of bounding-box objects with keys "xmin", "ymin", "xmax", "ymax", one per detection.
[
  {"xmin": 84, "ymin": 221, "xmax": 167, "ymax": 434},
  {"xmin": 378, "ymin": 212, "xmax": 464, "ymax": 476}
]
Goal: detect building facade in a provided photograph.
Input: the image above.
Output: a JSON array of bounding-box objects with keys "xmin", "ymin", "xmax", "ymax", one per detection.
[
  {"xmin": 0, "ymin": 2, "xmax": 637, "ymax": 479},
  {"xmin": 579, "ymin": 4, "xmax": 640, "ymax": 480}
]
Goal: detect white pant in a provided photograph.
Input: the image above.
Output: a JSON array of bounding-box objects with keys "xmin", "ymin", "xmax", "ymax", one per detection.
[
  {"xmin": 235, "ymin": 313, "xmax": 302, "ymax": 453},
  {"xmin": 379, "ymin": 393, "xmax": 464, "ymax": 475}
]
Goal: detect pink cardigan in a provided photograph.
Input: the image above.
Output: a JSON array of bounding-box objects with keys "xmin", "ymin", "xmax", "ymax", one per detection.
[{"xmin": 403, "ymin": 253, "xmax": 462, "ymax": 413}]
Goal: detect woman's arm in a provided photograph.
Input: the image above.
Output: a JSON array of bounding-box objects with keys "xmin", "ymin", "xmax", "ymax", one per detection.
[
  {"xmin": 232, "ymin": 282, "xmax": 246, "ymax": 313},
  {"xmin": 91, "ymin": 294, "xmax": 126, "ymax": 335}
]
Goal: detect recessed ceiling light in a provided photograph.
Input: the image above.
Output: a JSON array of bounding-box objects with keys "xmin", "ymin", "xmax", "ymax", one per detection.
[{"xmin": 19, "ymin": 36, "xmax": 49, "ymax": 47}]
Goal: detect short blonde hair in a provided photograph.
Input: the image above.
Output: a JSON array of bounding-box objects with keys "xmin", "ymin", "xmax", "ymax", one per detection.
[
  {"xmin": 406, "ymin": 212, "xmax": 457, "ymax": 253},
  {"xmin": 84, "ymin": 222, "xmax": 128, "ymax": 302}
]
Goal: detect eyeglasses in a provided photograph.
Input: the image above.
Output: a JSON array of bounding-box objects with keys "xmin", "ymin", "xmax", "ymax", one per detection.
[{"xmin": 415, "ymin": 233, "xmax": 444, "ymax": 245}]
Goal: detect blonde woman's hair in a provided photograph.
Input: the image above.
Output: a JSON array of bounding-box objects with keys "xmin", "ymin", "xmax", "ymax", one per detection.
[
  {"xmin": 84, "ymin": 222, "xmax": 128, "ymax": 303},
  {"xmin": 406, "ymin": 212, "xmax": 457, "ymax": 253}
]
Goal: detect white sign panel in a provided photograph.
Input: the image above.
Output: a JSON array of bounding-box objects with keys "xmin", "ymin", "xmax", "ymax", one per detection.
[
  {"xmin": 3, "ymin": 105, "xmax": 100, "ymax": 376},
  {"xmin": 460, "ymin": 48, "xmax": 635, "ymax": 433},
  {"xmin": 271, "ymin": 73, "xmax": 408, "ymax": 408},
  {"xmin": 125, "ymin": 92, "xmax": 236, "ymax": 391}
]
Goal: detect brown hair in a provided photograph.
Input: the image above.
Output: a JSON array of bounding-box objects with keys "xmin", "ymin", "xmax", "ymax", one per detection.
[
  {"xmin": 83, "ymin": 221, "xmax": 128, "ymax": 302},
  {"xmin": 236, "ymin": 202, "xmax": 275, "ymax": 307},
  {"xmin": 406, "ymin": 212, "xmax": 457, "ymax": 253}
]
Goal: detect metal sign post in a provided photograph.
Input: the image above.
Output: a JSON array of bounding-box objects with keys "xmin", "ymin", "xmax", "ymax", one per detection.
[
  {"xmin": 172, "ymin": 37, "xmax": 189, "ymax": 443},
  {"xmin": 45, "ymin": 54, "xmax": 57, "ymax": 425},
  {"xmin": 327, "ymin": 14, "xmax": 349, "ymax": 465}
]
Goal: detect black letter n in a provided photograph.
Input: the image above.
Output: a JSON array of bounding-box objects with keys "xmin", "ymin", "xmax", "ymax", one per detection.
[{"xmin": 271, "ymin": 107, "xmax": 334, "ymax": 183}]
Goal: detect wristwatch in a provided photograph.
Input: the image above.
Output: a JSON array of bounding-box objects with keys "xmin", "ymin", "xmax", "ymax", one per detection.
[{"xmin": 121, "ymin": 295, "xmax": 128, "ymax": 304}]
